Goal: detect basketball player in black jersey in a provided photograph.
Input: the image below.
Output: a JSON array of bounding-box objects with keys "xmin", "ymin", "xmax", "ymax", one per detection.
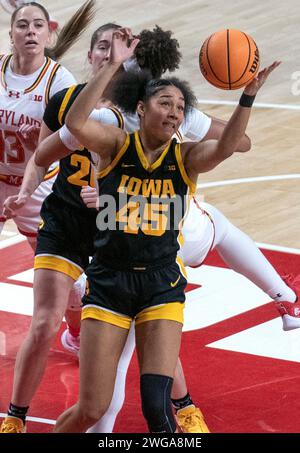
[
  {"xmin": 3, "ymin": 23, "xmax": 211, "ymax": 434},
  {"xmin": 35, "ymin": 29, "xmax": 279, "ymax": 432}
]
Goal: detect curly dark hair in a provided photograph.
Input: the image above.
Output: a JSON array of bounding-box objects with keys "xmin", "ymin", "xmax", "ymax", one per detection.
[
  {"xmin": 90, "ymin": 24, "xmax": 181, "ymax": 78},
  {"xmin": 110, "ymin": 70, "xmax": 197, "ymax": 116},
  {"xmin": 134, "ymin": 25, "xmax": 181, "ymax": 78}
]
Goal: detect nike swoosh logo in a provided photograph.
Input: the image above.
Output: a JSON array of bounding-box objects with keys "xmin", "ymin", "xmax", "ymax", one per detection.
[
  {"xmin": 121, "ymin": 164, "xmax": 135, "ymax": 167},
  {"xmin": 170, "ymin": 275, "xmax": 180, "ymax": 287}
]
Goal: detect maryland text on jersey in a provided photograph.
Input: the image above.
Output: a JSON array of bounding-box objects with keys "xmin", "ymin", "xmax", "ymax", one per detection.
[{"xmin": 0, "ymin": 55, "xmax": 61, "ymax": 175}]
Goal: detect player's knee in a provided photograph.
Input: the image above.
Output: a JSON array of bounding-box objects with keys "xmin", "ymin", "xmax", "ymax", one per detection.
[
  {"xmin": 78, "ymin": 400, "xmax": 110, "ymax": 426},
  {"xmin": 140, "ymin": 374, "xmax": 176, "ymax": 433},
  {"xmin": 30, "ymin": 311, "xmax": 63, "ymax": 345}
]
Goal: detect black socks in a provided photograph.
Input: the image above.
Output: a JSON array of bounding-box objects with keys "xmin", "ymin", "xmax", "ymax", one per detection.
[
  {"xmin": 7, "ymin": 402, "xmax": 29, "ymax": 423},
  {"xmin": 171, "ymin": 392, "xmax": 194, "ymax": 412}
]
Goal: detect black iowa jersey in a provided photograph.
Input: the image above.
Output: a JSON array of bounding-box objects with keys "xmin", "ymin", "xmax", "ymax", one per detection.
[
  {"xmin": 94, "ymin": 131, "xmax": 196, "ymax": 267},
  {"xmin": 43, "ymin": 83, "xmax": 96, "ymax": 210},
  {"xmin": 43, "ymin": 84, "xmax": 124, "ymax": 210}
]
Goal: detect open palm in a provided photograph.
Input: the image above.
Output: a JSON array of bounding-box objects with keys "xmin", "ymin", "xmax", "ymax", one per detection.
[
  {"xmin": 244, "ymin": 61, "xmax": 281, "ymax": 95},
  {"xmin": 110, "ymin": 28, "xmax": 140, "ymax": 65}
]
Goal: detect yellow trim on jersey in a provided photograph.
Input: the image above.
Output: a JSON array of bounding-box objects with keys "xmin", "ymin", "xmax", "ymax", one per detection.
[
  {"xmin": 24, "ymin": 57, "xmax": 52, "ymax": 93},
  {"xmin": 45, "ymin": 63, "xmax": 60, "ymax": 105},
  {"xmin": 109, "ymin": 107, "xmax": 124, "ymax": 129},
  {"xmin": 82, "ymin": 306, "xmax": 132, "ymax": 330},
  {"xmin": 0, "ymin": 55, "xmax": 12, "ymax": 89},
  {"xmin": 34, "ymin": 255, "xmax": 82, "ymax": 281},
  {"xmin": 58, "ymin": 84, "xmax": 77, "ymax": 125},
  {"xmin": 44, "ymin": 166, "xmax": 59, "ymax": 181},
  {"xmin": 178, "ymin": 231, "xmax": 184, "ymax": 247},
  {"xmin": 1, "ymin": 56, "xmax": 54, "ymax": 94},
  {"xmin": 176, "ymin": 130, "xmax": 183, "ymax": 143},
  {"xmin": 135, "ymin": 302, "xmax": 184, "ymax": 326},
  {"xmin": 97, "ymin": 133, "xmax": 130, "ymax": 179},
  {"xmin": 174, "ymin": 143, "xmax": 196, "ymax": 194},
  {"xmin": 134, "ymin": 131, "xmax": 171, "ymax": 173},
  {"xmin": 176, "ymin": 255, "xmax": 187, "ymax": 279}
]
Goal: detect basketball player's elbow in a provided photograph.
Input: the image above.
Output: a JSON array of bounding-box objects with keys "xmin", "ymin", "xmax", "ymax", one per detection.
[
  {"xmin": 34, "ymin": 153, "xmax": 46, "ymax": 168},
  {"xmin": 34, "ymin": 147, "xmax": 51, "ymax": 168},
  {"xmin": 65, "ymin": 120, "xmax": 80, "ymax": 138},
  {"xmin": 65, "ymin": 112, "xmax": 83, "ymax": 138},
  {"xmin": 237, "ymin": 133, "xmax": 251, "ymax": 152}
]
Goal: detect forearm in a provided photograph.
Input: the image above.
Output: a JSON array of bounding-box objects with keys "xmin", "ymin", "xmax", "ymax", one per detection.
[
  {"xmin": 217, "ymin": 100, "xmax": 253, "ymax": 158},
  {"xmin": 35, "ymin": 129, "xmax": 72, "ymax": 167},
  {"xmin": 186, "ymin": 61, "xmax": 280, "ymax": 176},
  {"xmin": 202, "ymin": 116, "xmax": 251, "ymax": 152},
  {"xmin": 65, "ymin": 62, "xmax": 121, "ymax": 135},
  {"xmin": 236, "ymin": 133, "xmax": 251, "ymax": 152},
  {"xmin": 19, "ymin": 154, "xmax": 47, "ymax": 198},
  {"xmin": 184, "ymin": 98, "xmax": 254, "ymax": 175}
]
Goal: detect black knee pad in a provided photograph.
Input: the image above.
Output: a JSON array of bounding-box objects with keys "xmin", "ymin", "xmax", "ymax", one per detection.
[{"xmin": 140, "ymin": 373, "xmax": 176, "ymax": 433}]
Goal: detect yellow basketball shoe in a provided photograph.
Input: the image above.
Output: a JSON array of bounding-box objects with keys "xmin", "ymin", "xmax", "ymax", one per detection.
[
  {"xmin": 176, "ymin": 405, "xmax": 210, "ymax": 433},
  {"xmin": 0, "ymin": 416, "xmax": 26, "ymax": 433}
]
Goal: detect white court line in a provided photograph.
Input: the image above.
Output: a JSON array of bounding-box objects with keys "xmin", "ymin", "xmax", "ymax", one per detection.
[
  {"xmin": 0, "ymin": 412, "xmax": 55, "ymax": 425},
  {"xmin": 1, "ymin": 231, "xmax": 17, "ymax": 237},
  {"xmin": 0, "ymin": 235, "xmax": 26, "ymax": 250},
  {"xmin": 198, "ymin": 174, "xmax": 300, "ymax": 189},
  {"xmin": 0, "ymin": 232, "xmax": 299, "ymax": 257},
  {"xmin": 198, "ymin": 99, "xmax": 300, "ymax": 111},
  {"xmin": 257, "ymin": 242, "xmax": 300, "ymax": 255}
]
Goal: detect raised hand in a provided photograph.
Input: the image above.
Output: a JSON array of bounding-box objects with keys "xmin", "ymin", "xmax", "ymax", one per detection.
[
  {"xmin": 244, "ymin": 61, "xmax": 281, "ymax": 95},
  {"xmin": 110, "ymin": 27, "xmax": 140, "ymax": 65}
]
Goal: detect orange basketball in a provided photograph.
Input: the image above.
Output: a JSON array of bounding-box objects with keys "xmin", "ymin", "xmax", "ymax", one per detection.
[{"xmin": 199, "ymin": 29, "xmax": 260, "ymax": 90}]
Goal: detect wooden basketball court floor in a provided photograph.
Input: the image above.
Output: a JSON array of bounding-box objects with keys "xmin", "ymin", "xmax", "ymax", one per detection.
[{"xmin": 0, "ymin": 0, "xmax": 300, "ymax": 433}]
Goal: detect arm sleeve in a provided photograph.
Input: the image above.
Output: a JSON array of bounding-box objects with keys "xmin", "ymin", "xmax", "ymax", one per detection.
[
  {"xmin": 180, "ymin": 107, "xmax": 212, "ymax": 141},
  {"xmin": 90, "ymin": 108, "xmax": 120, "ymax": 127}
]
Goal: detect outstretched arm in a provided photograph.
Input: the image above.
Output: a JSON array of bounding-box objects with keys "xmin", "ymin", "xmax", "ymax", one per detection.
[
  {"xmin": 2, "ymin": 122, "xmax": 52, "ymax": 218},
  {"xmin": 65, "ymin": 29, "xmax": 139, "ymax": 157},
  {"xmin": 182, "ymin": 107, "xmax": 251, "ymax": 151},
  {"xmin": 202, "ymin": 116, "xmax": 251, "ymax": 152},
  {"xmin": 184, "ymin": 61, "xmax": 280, "ymax": 177}
]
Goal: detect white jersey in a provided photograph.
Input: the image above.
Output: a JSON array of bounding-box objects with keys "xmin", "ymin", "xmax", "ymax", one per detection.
[
  {"xmin": 178, "ymin": 199, "xmax": 215, "ymax": 267},
  {"xmin": 0, "ymin": 54, "xmax": 75, "ymax": 237},
  {"xmin": 0, "ymin": 54, "xmax": 76, "ymax": 177}
]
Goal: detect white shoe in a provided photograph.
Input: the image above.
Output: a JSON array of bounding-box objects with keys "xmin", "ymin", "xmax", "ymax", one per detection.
[{"xmin": 61, "ymin": 329, "xmax": 80, "ymax": 356}]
